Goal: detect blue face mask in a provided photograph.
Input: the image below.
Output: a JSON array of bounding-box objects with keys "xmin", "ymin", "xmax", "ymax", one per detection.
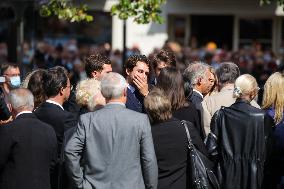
[{"xmin": 9, "ymin": 76, "xmax": 21, "ymax": 88}]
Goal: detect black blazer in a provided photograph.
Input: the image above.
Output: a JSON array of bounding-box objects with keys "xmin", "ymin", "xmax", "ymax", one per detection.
[
  {"xmin": 63, "ymin": 89, "xmax": 81, "ymax": 120},
  {"xmin": 188, "ymin": 91, "xmax": 206, "ymax": 140},
  {"xmin": 34, "ymin": 102, "xmax": 77, "ymax": 189},
  {"xmin": 0, "ymin": 113, "xmax": 57, "ymax": 189},
  {"xmin": 34, "ymin": 102, "xmax": 77, "ymax": 157},
  {"xmin": 173, "ymin": 104, "xmax": 204, "ymax": 140},
  {"xmin": 126, "ymin": 87, "xmax": 145, "ymax": 113},
  {"xmin": 151, "ymin": 118, "xmax": 208, "ymax": 189},
  {"xmin": 188, "ymin": 90, "xmax": 203, "ymax": 110}
]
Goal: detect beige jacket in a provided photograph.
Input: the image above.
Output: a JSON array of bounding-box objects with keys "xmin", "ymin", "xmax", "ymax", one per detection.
[{"xmin": 202, "ymin": 85, "xmax": 260, "ymax": 136}]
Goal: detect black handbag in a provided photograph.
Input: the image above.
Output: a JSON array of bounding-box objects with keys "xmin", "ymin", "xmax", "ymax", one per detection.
[{"xmin": 181, "ymin": 120, "xmax": 220, "ymax": 189}]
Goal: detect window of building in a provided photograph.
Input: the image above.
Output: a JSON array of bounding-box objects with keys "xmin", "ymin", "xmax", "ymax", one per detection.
[
  {"xmin": 168, "ymin": 15, "xmax": 187, "ymax": 45},
  {"xmin": 239, "ymin": 18, "xmax": 272, "ymax": 49}
]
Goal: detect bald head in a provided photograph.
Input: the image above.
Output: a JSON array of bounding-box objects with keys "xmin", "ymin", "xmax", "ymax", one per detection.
[{"xmin": 8, "ymin": 88, "xmax": 34, "ymax": 113}]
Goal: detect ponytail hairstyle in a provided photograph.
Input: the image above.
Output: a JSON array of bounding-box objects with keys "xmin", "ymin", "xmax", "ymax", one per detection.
[{"xmin": 233, "ymin": 74, "xmax": 258, "ymax": 99}]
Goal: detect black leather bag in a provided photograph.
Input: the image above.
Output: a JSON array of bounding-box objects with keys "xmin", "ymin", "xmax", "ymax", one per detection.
[{"xmin": 181, "ymin": 120, "xmax": 220, "ymax": 189}]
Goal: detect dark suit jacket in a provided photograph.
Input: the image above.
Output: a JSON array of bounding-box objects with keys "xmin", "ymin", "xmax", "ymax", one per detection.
[
  {"xmin": 188, "ymin": 91, "xmax": 206, "ymax": 140},
  {"xmin": 34, "ymin": 102, "xmax": 77, "ymax": 189},
  {"xmin": 63, "ymin": 89, "xmax": 81, "ymax": 120},
  {"xmin": 34, "ymin": 102, "xmax": 77, "ymax": 157},
  {"xmin": 126, "ymin": 87, "xmax": 145, "ymax": 113},
  {"xmin": 151, "ymin": 118, "xmax": 208, "ymax": 189},
  {"xmin": 173, "ymin": 104, "xmax": 204, "ymax": 140},
  {"xmin": 0, "ymin": 113, "xmax": 57, "ymax": 189},
  {"xmin": 0, "ymin": 88, "xmax": 11, "ymax": 121},
  {"xmin": 188, "ymin": 90, "xmax": 203, "ymax": 111}
]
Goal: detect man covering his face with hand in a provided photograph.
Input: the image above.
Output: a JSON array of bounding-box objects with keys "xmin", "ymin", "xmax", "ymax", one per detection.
[{"xmin": 125, "ymin": 55, "xmax": 150, "ymax": 113}]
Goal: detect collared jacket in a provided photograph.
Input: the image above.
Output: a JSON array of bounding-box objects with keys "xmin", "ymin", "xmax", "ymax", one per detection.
[
  {"xmin": 65, "ymin": 103, "xmax": 158, "ymax": 189},
  {"xmin": 206, "ymin": 99, "xmax": 274, "ymax": 189},
  {"xmin": 202, "ymin": 85, "xmax": 260, "ymax": 136}
]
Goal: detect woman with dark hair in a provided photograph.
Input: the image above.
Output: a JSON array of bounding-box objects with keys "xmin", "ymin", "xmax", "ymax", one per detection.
[
  {"xmin": 144, "ymin": 88, "xmax": 208, "ymax": 189},
  {"xmin": 156, "ymin": 67, "xmax": 204, "ymax": 139},
  {"xmin": 27, "ymin": 69, "xmax": 48, "ymax": 108}
]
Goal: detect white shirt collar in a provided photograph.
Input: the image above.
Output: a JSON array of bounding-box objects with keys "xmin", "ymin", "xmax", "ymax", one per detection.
[
  {"xmin": 193, "ymin": 89, "xmax": 203, "ymax": 98},
  {"xmin": 16, "ymin": 111, "xmax": 33, "ymax": 118},
  {"xmin": 46, "ymin": 100, "xmax": 64, "ymax": 110},
  {"xmin": 127, "ymin": 84, "xmax": 136, "ymax": 93}
]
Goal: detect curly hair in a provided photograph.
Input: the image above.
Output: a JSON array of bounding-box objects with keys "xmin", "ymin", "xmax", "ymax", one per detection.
[
  {"xmin": 124, "ymin": 55, "xmax": 150, "ymax": 72},
  {"xmin": 85, "ymin": 54, "xmax": 111, "ymax": 78},
  {"xmin": 152, "ymin": 49, "xmax": 176, "ymax": 70},
  {"xmin": 75, "ymin": 78, "xmax": 104, "ymax": 111}
]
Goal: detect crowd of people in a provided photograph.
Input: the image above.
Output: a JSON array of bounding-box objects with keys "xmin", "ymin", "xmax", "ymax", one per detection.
[{"xmin": 0, "ymin": 44, "xmax": 284, "ymax": 189}]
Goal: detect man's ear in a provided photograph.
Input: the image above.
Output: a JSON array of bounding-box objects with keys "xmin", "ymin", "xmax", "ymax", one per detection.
[
  {"xmin": 125, "ymin": 69, "xmax": 131, "ymax": 76},
  {"xmin": 196, "ymin": 77, "xmax": 202, "ymax": 86},
  {"xmin": 123, "ymin": 87, "xmax": 127, "ymax": 97},
  {"xmin": 92, "ymin": 71, "xmax": 99, "ymax": 79},
  {"xmin": 59, "ymin": 87, "xmax": 65, "ymax": 96}
]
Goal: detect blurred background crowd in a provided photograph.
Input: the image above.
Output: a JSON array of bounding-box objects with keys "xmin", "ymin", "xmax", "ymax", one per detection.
[{"xmin": 1, "ymin": 39, "xmax": 284, "ymax": 91}]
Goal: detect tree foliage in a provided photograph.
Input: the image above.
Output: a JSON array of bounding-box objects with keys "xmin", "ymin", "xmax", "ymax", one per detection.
[
  {"xmin": 111, "ymin": 0, "xmax": 166, "ymax": 24},
  {"xmin": 39, "ymin": 0, "xmax": 283, "ymax": 24},
  {"xmin": 39, "ymin": 0, "xmax": 94, "ymax": 22},
  {"xmin": 39, "ymin": 0, "xmax": 166, "ymax": 24}
]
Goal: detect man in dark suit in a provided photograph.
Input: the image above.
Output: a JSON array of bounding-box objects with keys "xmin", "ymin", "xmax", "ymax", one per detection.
[
  {"xmin": 65, "ymin": 72, "xmax": 158, "ymax": 189},
  {"xmin": 0, "ymin": 88, "xmax": 57, "ymax": 189},
  {"xmin": 63, "ymin": 54, "xmax": 112, "ymax": 118},
  {"xmin": 183, "ymin": 61, "xmax": 215, "ymax": 140},
  {"xmin": 125, "ymin": 55, "xmax": 150, "ymax": 113},
  {"xmin": 34, "ymin": 66, "xmax": 77, "ymax": 189}
]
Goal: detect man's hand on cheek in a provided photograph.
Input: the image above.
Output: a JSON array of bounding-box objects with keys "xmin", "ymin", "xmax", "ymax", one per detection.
[{"xmin": 133, "ymin": 75, "xmax": 149, "ymax": 97}]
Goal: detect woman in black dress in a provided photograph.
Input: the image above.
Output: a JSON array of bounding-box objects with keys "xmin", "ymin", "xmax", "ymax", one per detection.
[
  {"xmin": 156, "ymin": 67, "xmax": 204, "ymax": 140},
  {"xmin": 144, "ymin": 88, "xmax": 208, "ymax": 189}
]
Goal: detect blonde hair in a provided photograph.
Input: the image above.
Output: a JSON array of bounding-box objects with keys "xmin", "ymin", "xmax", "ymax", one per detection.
[
  {"xmin": 233, "ymin": 74, "xmax": 258, "ymax": 98},
  {"xmin": 75, "ymin": 78, "xmax": 104, "ymax": 111},
  {"xmin": 262, "ymin": 72, "xmax": 284, "ymax": 124},
  {"xmin": 144, "ymin": 88, "xmax": 172, "ymax": 124}
]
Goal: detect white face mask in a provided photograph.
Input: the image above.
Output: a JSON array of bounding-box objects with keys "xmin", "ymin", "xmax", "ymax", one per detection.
[{"xmin": 9, "ymin": 76, "xmax": 21, "ymax": 88}]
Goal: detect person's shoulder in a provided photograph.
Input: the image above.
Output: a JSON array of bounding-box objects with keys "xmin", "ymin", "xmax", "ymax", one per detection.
[
  {"xmin": 248, "ymin": 104, "xmax": 263, "ymax": 113},
  {"xmin": 124, "ymin": 108, "xmax": 148, "ymax": 119},
  {"xmin": 35, "ymin": 102, "xmax": 62, "ymax": 114}
]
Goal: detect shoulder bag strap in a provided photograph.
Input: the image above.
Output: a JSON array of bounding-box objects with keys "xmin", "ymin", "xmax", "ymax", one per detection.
[{"xmin": 181, "ymin": 120, "xmax": 194, "ymax": 148}]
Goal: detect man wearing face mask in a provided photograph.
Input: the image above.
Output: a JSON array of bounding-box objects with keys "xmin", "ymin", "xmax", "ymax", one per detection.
[{"xmin": 0, "ymin": 63, "xmax": 21, "ymax": 123}]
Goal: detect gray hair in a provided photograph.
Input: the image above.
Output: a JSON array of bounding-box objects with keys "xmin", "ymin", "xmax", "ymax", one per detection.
[
  {"xmin": 183, "ymin": 61, "xmax": 210, "ymax": 86},
  {"xmin": 216, "ymin": 62, "xmax": 240, "ymax": 85},
  {"xmin": 8, "ymin": 88, "xmax": 34, "ymax": 111},
  {"xmin": 101, "ymin": 72, "xmax": 127, "ymax": 99}
]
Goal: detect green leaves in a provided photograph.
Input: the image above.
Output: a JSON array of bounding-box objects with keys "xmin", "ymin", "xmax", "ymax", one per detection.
[
  {"xmin": 39, "ymin": 0, "xmax": 93, "ymax": 22},
  {"xmin": 111, "ymin": 0, "xmax": 166, "ymax": 24}
]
